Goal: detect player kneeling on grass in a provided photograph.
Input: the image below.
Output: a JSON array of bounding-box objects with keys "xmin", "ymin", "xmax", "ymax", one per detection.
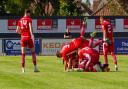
[
  {"xmin": 73, "ymin": 47, "xmax": 110, "ymax": 72},
  {"xmin": 16, "ymin": 9, "xmax": 39, "ymax": 73},
  {"xmin": 56, "ymin": 37, "xmax": 89, "ymax": 71},
  {"xmin": 56, "ymin": 44, "xmax": 78, "ymax": 71},
  {"xmin": 78, "ymin": 47, "xmax": 102, "ymax": 72},
  {"xmin": 56, "ymin": 30, "xmax": 104, "ymax": 71}
]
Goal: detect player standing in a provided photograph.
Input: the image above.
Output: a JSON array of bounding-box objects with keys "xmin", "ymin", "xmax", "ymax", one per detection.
[
  {"xmin": 16, "ymin": 9, "xmax": 39, "ymax": 73},
  {"xmin": 100, "ymin": 16, "xmax": 118, "ymax": 71}
]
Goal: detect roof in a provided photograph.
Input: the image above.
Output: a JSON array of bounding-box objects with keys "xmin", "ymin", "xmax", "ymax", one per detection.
[{"xmin": 92, "ymin": 0, "xmax": 127, "ymax": 16}]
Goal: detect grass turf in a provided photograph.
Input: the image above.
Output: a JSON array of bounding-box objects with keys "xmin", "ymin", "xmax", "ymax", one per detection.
[{"xmin": 0, "ymin": 55, "xmax": 128, "ymax": 89}]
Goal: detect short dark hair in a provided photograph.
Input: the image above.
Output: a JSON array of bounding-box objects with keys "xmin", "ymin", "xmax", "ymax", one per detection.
[
  {"xmin": 25, "ymin": 9, "xmax": 31, "ymax": 14},
  {"xmin": 56, "ymin": 51, "xmax": 62, "ymax": 58}
]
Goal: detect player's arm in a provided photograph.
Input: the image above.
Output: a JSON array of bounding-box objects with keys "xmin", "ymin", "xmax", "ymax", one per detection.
[
  {"xmin": 29, "ymin": 22, "xmax": 34, "ymax": 40},
  {"xmin": 66, "ymin": 50, "xmax": 77, "ymax": 56},
  {"xmin": 63, "ymin": 55, "xmax": 69, "ymax": 71},
  {"xmin": 16, "ymin": 26, "xmax": 21, "ymax": 34},
  {"xmin": 84, "ymin": 54, "xmax": 91, "ymax": 70},
  {"xmin": 78, "ymin": 50, "xmax": 83, "ymax": 64},
  {"xmin": 64, "ymin": 61, "xmax": 68, "ymax": 71},
  {"xmin": 29, "ymin": 22, "xmax": 33, "ymax": 36}
]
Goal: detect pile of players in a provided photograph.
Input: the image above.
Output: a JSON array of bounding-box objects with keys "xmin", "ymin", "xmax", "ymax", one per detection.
[{"xmin": 56, "ymin": 17, "xmax": 118, "ymax": 72}]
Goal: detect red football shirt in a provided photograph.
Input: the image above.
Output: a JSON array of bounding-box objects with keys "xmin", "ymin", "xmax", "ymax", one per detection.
[
  {"xmin": 17, "ymin": 16, "xmax": 32, "ymax": 37},
  {"xmin": 101, "ymin": 20, "xmax": 113, "ymax": 41},
  {"xmin": 79, "ymin": 47, "xmax": 99, "ymax": 64},
  {"xmin": 60, "ymin": 37, "xmax": 83, "ymax": 61}
]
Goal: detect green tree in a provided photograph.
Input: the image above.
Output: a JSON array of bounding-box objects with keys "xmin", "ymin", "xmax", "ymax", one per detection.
[{"xmin": 1, "ymin": 0, "xmax": 83, "ymax": 16}]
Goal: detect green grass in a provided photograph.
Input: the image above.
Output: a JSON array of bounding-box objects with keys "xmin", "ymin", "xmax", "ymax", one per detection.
[{"xmin": 0, "ymin": 55, "xmax": 128, "ymax": 89}]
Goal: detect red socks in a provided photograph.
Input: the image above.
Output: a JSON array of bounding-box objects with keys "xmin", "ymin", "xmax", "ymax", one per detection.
[
  {"xmin": 21, "ymin": 53, "xmax": 25, "ymax": 68},
  {"xmin": 112, "ymin": 53, "xmax": 117, "ymax": 65},
  {"xmin": 32, "ymin": 52, "xmax": 37, "ymax": 65},
  {"xmin": 21, "ymin": 52, "xmax": 37, "ymax": 68}
]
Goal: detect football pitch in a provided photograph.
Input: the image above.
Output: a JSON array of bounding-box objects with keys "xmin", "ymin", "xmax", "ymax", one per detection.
[{"xmin": 0, "ymin": 55, "xmax": 128, "ymax": 89}]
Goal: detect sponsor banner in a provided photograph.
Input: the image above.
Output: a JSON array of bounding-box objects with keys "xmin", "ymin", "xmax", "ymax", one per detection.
[
  {"xmin": 124, "ymin": 19, "xmax": 128, "ymax": 29},
  {"xmin": 37, "ymin": 19, "xmax": 52, "ymax": 30},
  {"xmin": 66, "ymin": 19, "xmax": 81, "ymax": 30},
  {"xmin": 4, "ymin": 39, "xmax": 41, "ymax": 55},
  {"xmin": 0, "ymin": 39, "xmax": 2, "ymax": 54},
  {"xmin": 114, "ymin": 38, "xmax": 128, "ymax": 54},
  {"xmin": 95, "ymin": 19, "xmax": 115, "ymax": 29},
  {"xmin": 42, "ymin": 39, "xmax": 71, "ymax": 55},
  {"xmin": 95, "ymin": 19, "xmax": 101, "ymax": 29},
  {"xmin": 42, "ymin": 39, "xmax": 99, "ymax": 55},
  {"xmin": 8, "ymin": 19, "xmax": 19, "ymax": 30}
]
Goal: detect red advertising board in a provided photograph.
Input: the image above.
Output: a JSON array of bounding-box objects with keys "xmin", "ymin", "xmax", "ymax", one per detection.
[
  {"xmin": 95, "ymin": 19, "xmax": 101, "ymax": 29},
  {"xmin": 8, "ymin": 19, "xmax": 18, "ymax": 30},
  {"xmin": 37, "ymin": 19, "xmax": 52, "ymax": 30},
  {"xmin": 95, "ymin": 19, "xmax": 115, "ymax": 29},
  {"xmin": 66, "ymin": 19, "xmax": 81, "ymax": 30},
  {"xmin": 124, "ymin": 19, "xmax": 128, "ymax": 29}
]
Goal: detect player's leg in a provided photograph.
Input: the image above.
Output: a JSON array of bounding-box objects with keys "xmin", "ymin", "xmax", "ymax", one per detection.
[
  {"xmin": 21, "ymin": 47, "xmax": 26, "ymax": 73},
  {"xmin": 21, "ymin": 38, "xmax": 27, "ymax": 73},
  {"xmin": 29, "ymin": 39, "xmax": 39, "ymax": 72},
  {"xmin": 93, "ymin": 39, "xmax": 103, "ymax": 47},
  {"xmin": 110, "ymin": 43, "xmax": 118, "ymax": 71},
  {"xmin": 111, "ymin": 52, "xmax": 118, "ymax": 71},
  {"xmin": 80, "ymin": 21, "xmax": 85, "ymax": 37},
  {"xmin": 30, "ymin": 47, "xmax": 39, "ymax": 72},
  {"xmin": 92, "ymin": 51, "xmax": 102, "ymax": 72},
  {"xmin": 103, "ymin": 43, "xmax": 108, "ymax": 64}
]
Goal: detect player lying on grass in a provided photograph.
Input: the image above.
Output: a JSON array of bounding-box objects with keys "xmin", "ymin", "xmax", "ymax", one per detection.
[{"xmin": 16, "ymin": 9, "xmax": 39, "ymax": 73}]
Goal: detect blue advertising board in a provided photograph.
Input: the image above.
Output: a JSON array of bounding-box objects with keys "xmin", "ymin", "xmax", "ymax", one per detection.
[
  {"xmin": 4, "ymin": 39, "xmax": 41, "ymax": 55},
  {"xmin": 114, "ymin": 38, "xmax": 128, "ymax": 54}
]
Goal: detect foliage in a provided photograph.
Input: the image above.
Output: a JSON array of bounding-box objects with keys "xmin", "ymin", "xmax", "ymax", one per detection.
[{"xmin": 0, "ymin": 0, "xmax": 80, "ymax": 16}]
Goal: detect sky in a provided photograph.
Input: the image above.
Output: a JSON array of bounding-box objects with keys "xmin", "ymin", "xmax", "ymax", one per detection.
[
  {"xmin": 82, "ymin": 0, "xmax": 94, "ymax": 5},
  {"xmin": 90, "ymin": 0, "xmax": 94, "ymax": 4}
]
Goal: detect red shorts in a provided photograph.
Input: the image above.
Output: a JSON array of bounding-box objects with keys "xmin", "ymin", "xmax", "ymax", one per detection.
[
  {"xmin": 103, "ymin": 41, "xmax": 114, "ymax": 53},
  {"xmin": 21, "ymin": 37, "xmax": 34, "ymax": 48}
]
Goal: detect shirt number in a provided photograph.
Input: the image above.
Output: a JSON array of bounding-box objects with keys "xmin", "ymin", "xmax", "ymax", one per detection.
[{"xmin": 20, "ymin": 20, "xmax": 27, "ymax": 29}]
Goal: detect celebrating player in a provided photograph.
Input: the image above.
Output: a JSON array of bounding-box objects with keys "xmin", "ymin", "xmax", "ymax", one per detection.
[
  {"xmin": 78, "ymin": 47, "xmax": 101, "ymax": 72},
  {"xmin": 16, "ymin": 9, "xmax": 39, "ymax": 73},
  {"xmin": 56, "ymin": 37, "xmax": 89, "ymax": 71},
  {"xmin": 100, "ymin": 16, "xmax": 118, "ymax": 71}
]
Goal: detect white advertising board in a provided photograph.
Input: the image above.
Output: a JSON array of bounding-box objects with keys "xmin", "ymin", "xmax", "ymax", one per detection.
[
  {"xmin": 42, "ymin": 39, "xmax": 71, "ymax": 55},
  {"xmin": 0, "ymin": 18, "xmax": 126, "ymax": 33},
  {"xmin": 42, "ymin": 39, "xmax": 99, "ymax": 55},
  {"xmin": 0, "ymin": 39, "xmax": 2, "ymax": 54}
]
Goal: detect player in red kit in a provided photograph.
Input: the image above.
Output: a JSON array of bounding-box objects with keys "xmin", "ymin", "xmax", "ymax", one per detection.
[
  {"xmin": 56, "ymin": 37, "xmax": 89, "ymax": 71},
  {"xmin": 78, "ymin": 47, "xmax": 102, "ymax": 72},
  {"xmin": 100, "ymin": 16, "xmax": 118, "ymax": 71},
  {"xmin": 16, "ymin": 9, "xmax": 39, "ymax": 73}
]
